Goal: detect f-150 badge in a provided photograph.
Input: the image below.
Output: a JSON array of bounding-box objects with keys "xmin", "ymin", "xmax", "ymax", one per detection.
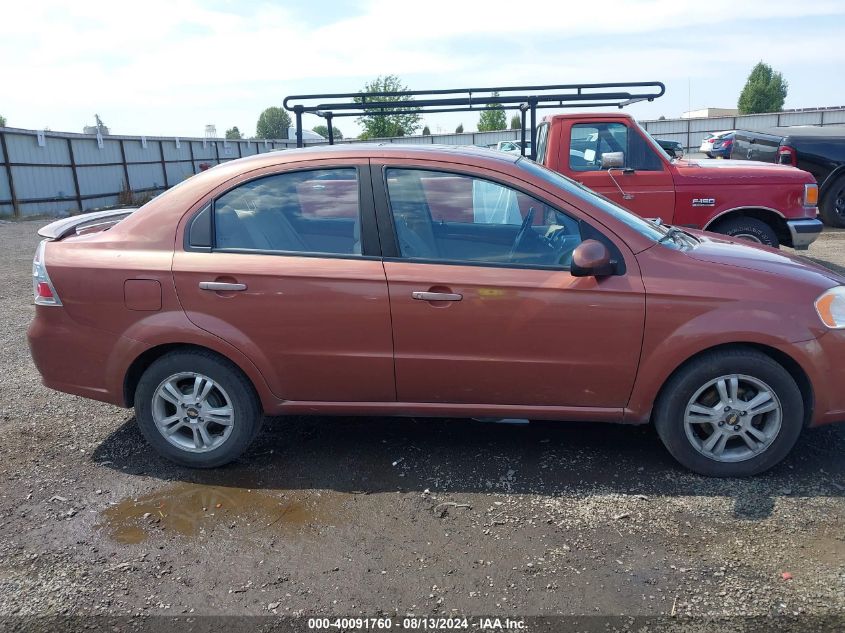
[{"xmin": 692, "ymin": 198, "xmax": 716, "ymax": 206}]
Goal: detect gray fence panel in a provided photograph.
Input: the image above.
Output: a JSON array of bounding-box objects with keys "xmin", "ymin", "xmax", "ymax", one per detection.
[
  {"xmin": 240, "ymin": 142, "xmax": 258, "ymax": 156},
  {"xmin": 735, "ymin": 114, "xmax": 779, "ymax": 130},
  {"xmin": 123, "ymin": 139, "xmax": 157, "ymax": 163},
  {"xmin": 18, "ymin": 200, "xmax": 79, "ymax": 216},
  {"xmin": 822, "ymin": 110, "xmax": 845, "ymax": 125},
  {"xmin": 11, "ymin": 165, "xmax": 75, "ymax": 200},
  {"xmin": 127, "ymin": 163, "xmax": 166, "ymax": 191},
  {"xmin": 0, "ymin": 170, "xmax": 10, "ymax": 201},
  {"xmin": 6, "ymin": 132, "xmax": 70, "ymax": 165},
  {"xmin": 779, "ymin": 112, "xmax": 822, "ymax": 126},
  {"xmin": 76, "ymin": 164, "xmax": 123, "ymax": 196},
  {"xmin": 191, "ymin": 141, "xmax": 216, "ymax": 160},
  {"xmin": 71, "ymin": 137, "xmax": 121, "ymax": 165},
  {"xmin": 219, "ymin": 142, "xmax": 238, "ymax": 159},
  {"xmin": 165, "ymin": 161, "xmax": 195, "ymax": 185},
  {"xmin": 161, "ymin": 139, "xmax": 191, "ymax": 162}
]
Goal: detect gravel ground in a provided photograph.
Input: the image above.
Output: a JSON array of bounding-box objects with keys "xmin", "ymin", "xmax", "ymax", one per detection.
[{"xmin": 0, "ymin": 220, "xmax": 844, "ymax": 632}]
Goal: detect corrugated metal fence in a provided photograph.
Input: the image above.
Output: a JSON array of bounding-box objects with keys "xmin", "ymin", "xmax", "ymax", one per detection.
[
  {"xmin": 2, "ymin": 106, "xmax": 844, "ymax": 218},
  {"xmin": 640, "ymin": 106, "xmax": 845, "ymax": 153},
  {"xmin": 0, "ymin": 130, "xmax": 314, "ymax": 218}
]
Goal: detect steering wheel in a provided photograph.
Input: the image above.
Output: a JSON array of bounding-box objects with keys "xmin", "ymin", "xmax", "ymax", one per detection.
[{"xmin": 507, "ymin": 208, "xmax": 535, "ymax": 262}]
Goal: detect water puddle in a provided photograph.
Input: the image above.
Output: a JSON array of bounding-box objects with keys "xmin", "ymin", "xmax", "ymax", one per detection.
[{"xmin": 99, "ymin": 482, "xmax": 336, "ymax": 544}]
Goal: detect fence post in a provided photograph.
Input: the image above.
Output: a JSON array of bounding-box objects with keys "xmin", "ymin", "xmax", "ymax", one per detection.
[
  {"xmin": 158, "ymin": 140, "xmax": 169, "ymax": 189},
  {"xmin": 214, "ymin": 140, "xmax": 221, "ymax": 165},
  {"xmin": 189, "ymin": 141, "xmax": 196, "ymax": 174},
  {"xmin": 66, "ymin": 137, "xmax": 83, "ymax": 213},
  {"xmin": 119, "ymin": 139, "xmax": 130, "ymax": 192},
  {"xmin": 0, "ymin": 131, "xmax": 19, "ymax": 218}
]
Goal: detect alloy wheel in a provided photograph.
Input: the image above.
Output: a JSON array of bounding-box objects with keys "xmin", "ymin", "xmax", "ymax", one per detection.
[
  {"xmin": 683, "ymin": 373, "xmax": 782, "ymax": 463},
  {"xmin": 151, "ymin": 372, "xmax": 235, "ymax": 453}
]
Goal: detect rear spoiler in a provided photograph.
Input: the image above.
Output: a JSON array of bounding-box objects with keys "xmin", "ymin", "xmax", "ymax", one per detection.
[{"xmin": 37, "ymin": 208, "xmax": 137, "ymax": 240}]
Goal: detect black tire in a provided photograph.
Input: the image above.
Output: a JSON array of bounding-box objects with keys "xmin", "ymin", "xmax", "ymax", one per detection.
[
  {"xmin": 713, "ymin": 216, "xmax": 779, "ymax": 248},
  {"xmin": 134, "ymin": 350, "xmax": 262, "ymax": 468},
  {"xmin": 820, "ymin": 175, "xmax": 845, "ymax": 228},
  {"xmin": 653, "ymin": 348, "xmax": 803, "ymax": 477}
]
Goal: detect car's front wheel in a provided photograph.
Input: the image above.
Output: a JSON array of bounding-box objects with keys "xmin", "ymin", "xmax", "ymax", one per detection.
[
  {"xmin": 654, "ymin": 348, "xmax": 803, "ymax": 477},
  {"xmin": 134, "ymin": 350, "xmax": 262, "ymax": 468}
]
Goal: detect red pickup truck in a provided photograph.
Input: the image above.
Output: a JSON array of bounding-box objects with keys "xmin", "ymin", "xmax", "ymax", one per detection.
[{"xmin": 533, "ymin": 113, "xmax": 823, "ymax": 249}]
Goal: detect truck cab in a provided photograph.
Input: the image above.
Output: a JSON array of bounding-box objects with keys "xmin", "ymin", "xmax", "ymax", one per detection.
[{"xmin": 535, "ymin": 113, "xmax": 823, "ymax": 249}]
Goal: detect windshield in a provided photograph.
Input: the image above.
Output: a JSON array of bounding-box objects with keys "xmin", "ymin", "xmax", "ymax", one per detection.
[{"xmin": 516, "ymin": 158, "xmax": 665, "ymax": 241}]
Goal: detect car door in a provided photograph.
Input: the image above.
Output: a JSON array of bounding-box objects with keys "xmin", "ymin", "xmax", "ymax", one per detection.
[
  {"xmin": 172, "ymin": 161, "xmax": 395, "ymax": 403},
  {"xmin": 566, "ymin": 121, "xmax": 676, "ymax": 224},
  {"xmin": 371, "ymin": 161, "xmax": 645, "ymax": 408}
]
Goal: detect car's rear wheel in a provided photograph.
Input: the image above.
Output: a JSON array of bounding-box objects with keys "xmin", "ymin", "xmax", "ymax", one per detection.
[
  {"xmin": 820, "ymin": 175, "xmax": 845, "ymax": 228},
  {"xmin": 712, "ymin": 216, "xmax": 779, "ymax": 248},
  {"xmin": 653, "ymin": 348, "xmax": 803, "ymax": 477},
  {"xmin": 134, "ymin": 351, "xmax": 261, "ymax": 468}
]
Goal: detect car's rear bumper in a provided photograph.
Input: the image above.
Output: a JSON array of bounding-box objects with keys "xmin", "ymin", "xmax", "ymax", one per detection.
[
  {"xmin": 787, "ymin": 217, "xmax": 823, "ymax": 250},
  {"xmin": 27, "ymin": 306, "xmax": 130, "ymax": 408}
]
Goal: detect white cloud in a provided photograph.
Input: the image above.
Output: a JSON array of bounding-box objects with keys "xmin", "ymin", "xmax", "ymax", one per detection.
[{"xmin": 0, "ymin": 0, "xmax": 842, "ymax": 136}]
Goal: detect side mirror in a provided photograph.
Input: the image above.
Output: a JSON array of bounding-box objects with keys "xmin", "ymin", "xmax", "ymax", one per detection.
[
  {"xmin": 601, "ymin": 151, "xmax": 624, "ymax": 169},
  {"xmin": 571, "ymin": 240, "xmax": 616, "ymax": 277}
]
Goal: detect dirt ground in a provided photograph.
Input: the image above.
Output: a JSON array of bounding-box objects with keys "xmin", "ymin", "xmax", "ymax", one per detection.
[{"xmin": 0, "ymin": 220, "xmax": 843, "ymax": 632}]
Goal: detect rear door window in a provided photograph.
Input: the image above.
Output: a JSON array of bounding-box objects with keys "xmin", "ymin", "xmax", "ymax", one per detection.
[{"xmin": 213, "ymin": 168, "xmax": 362, "ymax": 256}]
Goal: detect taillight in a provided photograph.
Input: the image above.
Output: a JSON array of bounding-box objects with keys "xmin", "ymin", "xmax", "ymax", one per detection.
[
  {"xmin": 722, "ymin": 139, "xmax": 733, "ymax": 146},
  {"xmin": 778, "ymin": 145, "xmax": 797, "ymax": 166},
  {"xmin": 32, "ymin": 240, "xmax": 62, "ymax": 306}
]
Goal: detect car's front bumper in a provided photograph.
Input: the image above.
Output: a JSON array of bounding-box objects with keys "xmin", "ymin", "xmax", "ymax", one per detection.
[{"xmin": 787, "ymin": 217, "xmax": 824, "ymax": 250}]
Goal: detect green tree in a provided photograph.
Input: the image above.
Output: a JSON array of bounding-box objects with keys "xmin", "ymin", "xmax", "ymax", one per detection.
[
  {"xmin": 355, "ymin": 75, "xmax": 421, "ymax": 139},
  {"xmin": 455, "ymin": 123, "xmax": 464, "ymax": 133},
  {"xmin": 509, "ymin": 114, "xmax": 521, "ymax": 130},
  {"xmin": 477, "ymin": 92, "xmax": 507, "ymax": 132},
  {"xmin": 738, "ymin": 62, "xmax": 788, "ymax": 114},
  {"xmin": 422, "ymin": 125, "xmax": 431, "ymax": 135},
  {"xmin": 312, "ymin": 124, "xmax": 344, "ymax": 139},
  {"xmin": 225, "ymin": 126, "xmax": 243, "ymax": 140},
  {"xmin": 0, "ymin": 114, "xmax": 6, "ymax": 127},
  {"xmin": 255, "ymin": 107, "xmax": 292, "ymax": 139}
]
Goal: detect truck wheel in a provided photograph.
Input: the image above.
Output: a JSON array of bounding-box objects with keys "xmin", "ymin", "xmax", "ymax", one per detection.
[
  {"xmin": 653, "ymin": 348, "xmax": 804, "ymax": 477},
  {"xmin": 712, "ymin": 216, "xmax": 779, "ymax": 248},
  {"xmin": 820, "ymin": 175, "xmax": 845, "ymax": 228},
  {"xmin": 134, "ymin": 350, "xmax": 262, "ymax": 468}
]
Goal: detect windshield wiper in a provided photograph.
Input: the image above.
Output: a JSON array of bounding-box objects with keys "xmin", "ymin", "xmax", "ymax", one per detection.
[{"xmin": 658, "ymin": 226, "xmax": 684, "ymax": 244}]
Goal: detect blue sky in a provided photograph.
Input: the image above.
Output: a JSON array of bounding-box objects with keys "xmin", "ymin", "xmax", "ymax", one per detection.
[{"xmin": 1, "ymin": 0, "xmax": 843, "ymax": 138}]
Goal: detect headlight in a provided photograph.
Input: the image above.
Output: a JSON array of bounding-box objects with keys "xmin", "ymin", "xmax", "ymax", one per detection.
[
  {"xmin": 815, "ymin": 287, "xmax": 845, "ymax": 329},
  {"xmin": 804, "ymin": 183, "xmax": 819, "ymax": 207}
]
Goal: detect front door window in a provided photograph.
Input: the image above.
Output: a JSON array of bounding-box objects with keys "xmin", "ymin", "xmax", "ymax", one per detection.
[{"xmin": 384, "ymin": 168, "xmax": 582, "ymax": 269}]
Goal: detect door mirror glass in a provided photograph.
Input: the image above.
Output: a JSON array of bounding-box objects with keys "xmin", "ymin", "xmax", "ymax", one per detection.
[
  {"xmin": 570, "ymin": 239, "xmax": 615, "ymax": 277},
  {"xmin": 601, "ymin": 152, "xmax": 624, "ymax": 169}
]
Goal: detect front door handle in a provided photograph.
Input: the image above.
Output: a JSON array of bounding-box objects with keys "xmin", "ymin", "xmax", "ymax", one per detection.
[
  {"xmin": 199, "ymin": 281, "xmax": 247, "ymax": 291},
  {"xmin": 412, "ymin": 291, "xmax": 462, "ymax": 302}
]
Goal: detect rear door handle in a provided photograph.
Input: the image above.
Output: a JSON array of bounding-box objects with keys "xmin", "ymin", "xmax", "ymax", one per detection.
[
  {"xmin": 199, "ymin": 281, "xmax": 247, "ymax": 291},
  {"xmin": 412, "ymin": 291, "xmax": 462, "ymax": 302}
]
